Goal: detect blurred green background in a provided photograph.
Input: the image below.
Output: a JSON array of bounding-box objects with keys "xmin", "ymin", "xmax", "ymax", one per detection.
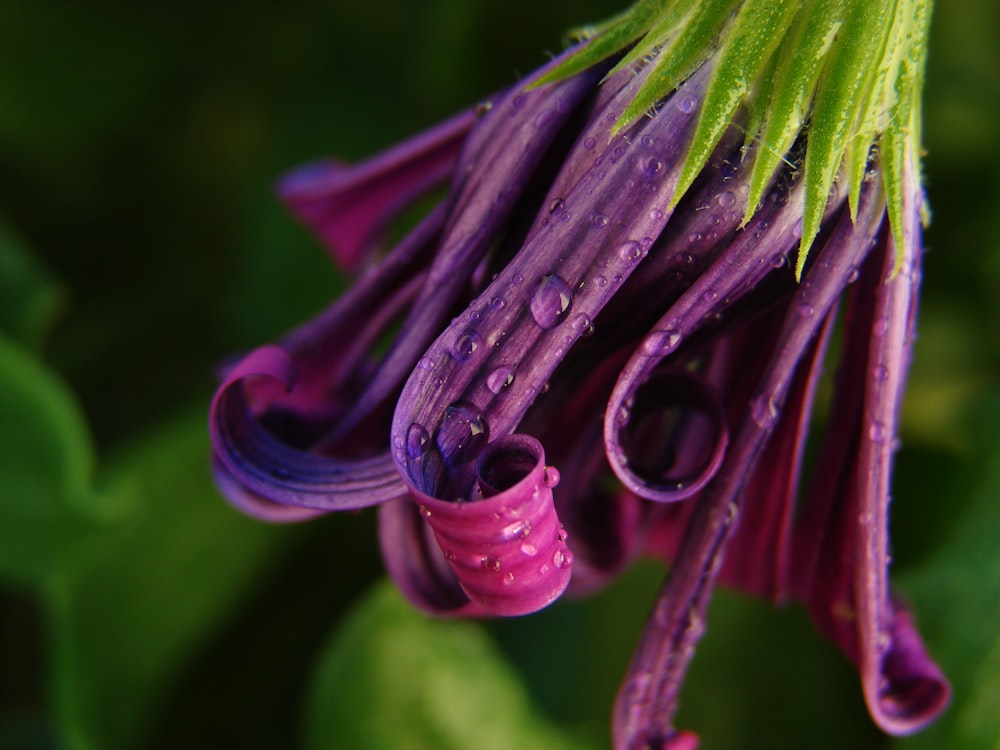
[{"xmin": 1, "ymin": 1, "xmax": 998, "ymax": 749}]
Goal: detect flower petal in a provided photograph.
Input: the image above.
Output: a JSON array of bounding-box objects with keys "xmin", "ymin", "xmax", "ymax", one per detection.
[{"xmin": 279, "ymin": 108, "xmax": 476, "ymax": 272}]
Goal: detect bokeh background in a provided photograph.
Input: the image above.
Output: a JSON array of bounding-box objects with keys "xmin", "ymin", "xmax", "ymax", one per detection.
[{"xmin": 1, "ymin": 1, "xmax": 998, "ymax": 749}]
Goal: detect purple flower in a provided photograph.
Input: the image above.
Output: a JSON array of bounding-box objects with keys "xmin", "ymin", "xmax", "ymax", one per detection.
[{"xmin": 210, "ymin": 41, "xmax": 949, "ymax": 749}]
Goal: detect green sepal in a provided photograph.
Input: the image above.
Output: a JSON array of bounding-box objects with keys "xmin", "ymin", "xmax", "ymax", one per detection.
[
  {"xmin": 795, "ymin": 0, "xmax": 894, "ymax": 279},
  {"xmin": 744, "ymin": 0, "xmax": 846, "ymax": 225},
  {"xmin": 531, "ymin": 0, "xmax": 667, "ymax": 89},
  {"xmin": 669, "ymin": 0, "xmax": 799, "ymax": 214}
]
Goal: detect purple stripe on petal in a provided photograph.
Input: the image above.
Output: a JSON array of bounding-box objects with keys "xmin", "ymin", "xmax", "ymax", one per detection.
[
  {"xmin": 279, "ymin": 108, "xmax": 476, "ymax": 272},
  {"xmin": 210, "ymin": 345, "xmax": 407, "ymax": 512},
  {"xmin": 403, "ymin": 434, "xmax": 572, "ymax": 616}
]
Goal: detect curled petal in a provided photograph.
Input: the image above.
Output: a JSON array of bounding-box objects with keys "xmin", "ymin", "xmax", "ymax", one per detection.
[
  {"xmin": 211, "ymin": 458, "xmax": 326, "ymax": 523},
  {"xmin": 606, "ymin": 368, "xmax": 729, "ymax": 502},
  {"xmin": 404, "ymin": 434, "xmax": 572, "ymax": 616},
  {"xmin": 210, "ymin": 345, "xmax": 407, "ymax": 511},
  {"xmin": 377, "ymin": 497, "xmax": 483, "ymax": 617},
  {"xmin": 279, "ymin": 108, "xmax": 476, "ymax": 272}
]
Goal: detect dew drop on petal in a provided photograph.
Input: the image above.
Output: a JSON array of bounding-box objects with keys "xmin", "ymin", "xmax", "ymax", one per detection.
[
  {"xmin": 406, "ymin": 423, "xmax": 431, "ymax": 458},
  {"xmin": 649, "ymin": 208, "xmax": 664, "ymax": 221},
  {"xmin": 435, "ymin": 402, "xmax": 489, "ymax": 464},
  {"xmin": 486, "ymin": 366, "xmax": 515, "ymax": 394},
  {"xmin": 571, "ymin": 313, "xmax": 594, "ymax": 337},
  {"xmin": 716, "ymin": 190, "xmax": 736, "ymax": 207},
  {"xmin": 543, "ymin": 466, "xmax": 561, "ymax": 487},
  {"xmin": 618, "ymin": 240, "xmax": 642, "ymax": 263},
  {"xmin": 643, "ymin": 329, "xmax": 682, "ymax": 355},
  {"xmin": 481, "ymin": 555, "xmax": 502, "ymax": 572},
  {"xmin": 503, "ymin": 571, "xmax": 516, "ymax": 585},
  {"xmin": 798, "ymin": 302, "xmax": 815, "ymax": 318},
  {"xmin": 451, "ymin": 329, "xmax": 482, "ymax": 361},
  {"xmin": 490, "ymin": 296, "xmax": 506, "ymax": 311},
  {"xmin": 552, "ymin": 548, "xmax": 573, "ymax": 569},
  {"xmin": 591, "ymin": 213, "xmax": 609, "ymax": 229},
  {"xmin": 512, "ymin": 273, "xmax": 524, "ymax": 286},
  {"xmin": 750, "ymin": 394, "xmax": 779, "ymax": 429},
  {"xmin": 869, "ymin": 421, "xmax": 888, "ymax": 444},
  {"xmin": 530, "ymin": 273, "xmax": 573, "ymax": 329},
  {"xmin": 874, "ymin": 365, "xmax": 890, "ymax": 382},
  {"xmin": 675, "ymin": 93, "xmax": 698, "ymax": 114},
  {"xmin": 520, "ymin": 542, "xmax": 538, "ymax": 557}
]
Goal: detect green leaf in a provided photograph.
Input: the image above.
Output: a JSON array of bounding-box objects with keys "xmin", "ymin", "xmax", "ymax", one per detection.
[
  {"xmin": 45, "ymin": 410, "xmax": 295, "ymax": 750},
  {"xmin": 306, "ymin": 581, "xmax": 590, "ymax": 750},
  {"xmin": 0, "ymin": 333, "xmax": 100, "ymax": 585},
  {"xmin": 893, "ymin": 397, "xmax": 1000, "ymax": 750},
  {"xmin": 0, "ymin": 223, "xmax": 63, "ymax": 349}
]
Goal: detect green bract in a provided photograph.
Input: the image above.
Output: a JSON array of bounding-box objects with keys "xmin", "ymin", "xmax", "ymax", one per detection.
[{"xmin": 535, "ymin": 0, "xmax": 931, "ymax": 277}]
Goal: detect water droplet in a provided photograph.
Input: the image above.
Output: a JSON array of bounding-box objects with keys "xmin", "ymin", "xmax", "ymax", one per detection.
[
  {"xmin": 591, "ymin": 213, "xmax": 609, "ymax": 229},
  {"xmin": 595, "ymin": 274, "xmax": 609, "ymax": 288},
  {"xmin": 481, "ymin": 555, "xmax": 502, "ymax": 572},
  {"xmin": 559, "ymin": 211, "xmax": 571, "ymax": 222},
  {"xmin": 548, "ymin": 198, "xmax": 564, "ymax": 214},
  {"xmin": 772, "ymin": 254, "xmax": 787, "ymax": 269},
  {"xmin": 511, "ymin": 93, "xmax": 527, "ymax": 110},
  {"xmin": 552, "ymin": 548, "xmax": 573, "ymax": 569},
  {"xmin": 489, "ymin": 296, "xmax": 506, "ymax": 311},
  {"xmin": 436, "ymin": 402, "xmax": 489, "ymax": 464},
  {"xmin": 750, "ymin": 394, "xmax": 778, "ymax": 428},
  {"xmin": 530, "ymin": 273, "xmax": 573, "ymax": 329},
  {"xmin": 406, "ymin": 423, "xmax": 430, "ymax": 458},
  {"xmin": 443, "ymin": 549, "xmax": 455, "ymax": 560},
  {"xmin": 702, "ymin": 289, "xmax": 719, "ymax": 303},
  {"xmin": 716, "ymin": 190, "xmax": 736, "ymax": 207},
  {"xmin": 543, "ymin": 466, "xmax": 561, "ymax": 487},
  {"xmin": 503, "ymin": 519, "xmax": 532, "ymax": 539},
  {"xmin": 642, "ymin": 329, "xmax": 682, "ymax": 355},
  {"xmin": 503, "ymin": 571, "xmax": 516, "ymax": 585},
  {"xmin": 520, "ymin": 542, "xmax": 538, "ymax": 557},
  {"xmin": 874, "ymin": 365, "xmax": 889, "ymax": 382},
  {"xmin": 419, "ymin": 505, "xmax": 431, "ymax": 518},
  {"xmin": 675, "ymin": 252, "xmax": 695, "ymax": 265},
  {"xmin": 869, "ymin": 421, "xmax": 888, "ymax": 444},
  {"xmin": 583, "ymin": 137, "xmax": 596, "ymax": 150},
  {"xmin": 486, "ymin": 366, "xmax": 515, "ymax": 394},
  {"xmin": 675, "ymin": 93, "xmax": 698, "ymax": 113},
  {"xmin": 873, "ymin": 317, "xmax": 889, "ymax": 336},
  {"xmin": 798, "ymin": 302, "xmax": 815, "ymax": 318},
  {"xmin": 451, "ymin": 329, "xmax": 482, "ymax": 361},
  {"xmin": 641, "ymin": 135, "xmax": 655, "ymax": 147},
  {"xmin": 571, "ymin": 313, "xmax": 594, "ymax": 337},
  {"xmin": 643, "ymin": 156, "xmax": 663, "ymax": 175},
  {"xmin": 417, "ymin": 356, "xmax": 435, "ymax": 371},
  {"xmin": 535, "ymin": 109, "xmax": 555, "ymax": 128},
  {"xmin": 618, "ymin": 240, "xmax": 642, "ymax": 263},
  {"xmin": 649, "ymin": 208, "xmax": 664, "ymax": 221},
  {"xmin": 512, "ymin": 273, "xmax": 524, "ymax": 286},
  {"xmin": 847, "ymin": 267, "xmax": 860, "ymax": 284}
]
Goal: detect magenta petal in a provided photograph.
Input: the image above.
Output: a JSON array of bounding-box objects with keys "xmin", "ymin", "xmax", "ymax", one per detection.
[
  {"xmin": 279, "ymin": 108, "xmax": 476, "ymax": 272},
  {"xmin": 377, "ymin": 497, "xmax": 484, "ymax": 617},
  {"xmin": 404, "ymin": 434, "xmax": 572, "ymax": 616}
]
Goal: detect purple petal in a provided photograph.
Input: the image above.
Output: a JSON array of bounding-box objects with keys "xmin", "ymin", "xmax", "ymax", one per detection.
[
  {"xmin": 279, "ymin": 108, "xmax": 476, "ymax": 272},
  {"xmin": 210, "ymin": 344, "xmax": 407, "ymax": 512}
]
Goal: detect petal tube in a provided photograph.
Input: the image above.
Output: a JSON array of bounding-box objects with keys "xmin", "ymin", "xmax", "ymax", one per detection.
[{"xmin": 403, "ymin": 434, "xmax": 572, "ymax": 616}]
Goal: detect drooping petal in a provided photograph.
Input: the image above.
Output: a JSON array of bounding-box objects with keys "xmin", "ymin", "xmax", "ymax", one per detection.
[
  {"xmin": 612, "ymin": 174, "xmax": 884, "ymax": 750},
  {"xmin": 210, "ymin": 345, "xmax": 407, "ymax": 512},
  {"xmin": 279, "ymin": 108, "xmax": 476, "ymax": 272}
]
